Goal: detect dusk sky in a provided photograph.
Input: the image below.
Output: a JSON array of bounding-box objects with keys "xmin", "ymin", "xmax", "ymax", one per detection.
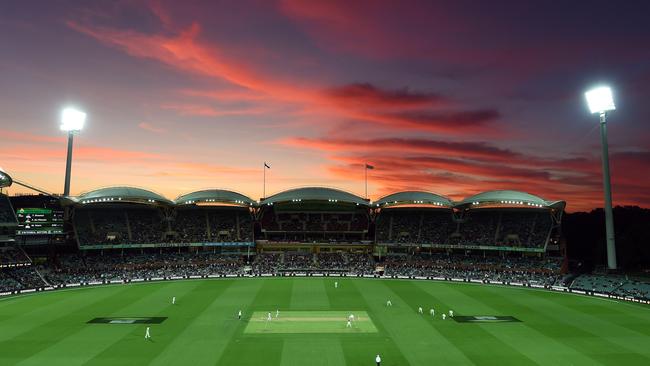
[{"xmin": 1, "ymin": 0, "xmax": 649, "ymax": 211}]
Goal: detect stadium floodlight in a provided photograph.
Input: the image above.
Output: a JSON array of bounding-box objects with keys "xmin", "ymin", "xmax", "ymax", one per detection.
[
  {"xmin": 585, "ymin": 86, "xmax": 617, "ymax": 270},
  {"xmin": 60, "ymin": 107, "xmax": 87, "ymax": 132},
  {"xmin": 585, "ymin": 86, "xmax": 615, "ymax": 114},
  {"xmin": 60, "ymin": 107, "xmax": 86, "ymax": 196}
]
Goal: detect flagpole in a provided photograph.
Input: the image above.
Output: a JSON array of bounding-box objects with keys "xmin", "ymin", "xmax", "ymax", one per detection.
[
  {"xmin": 263, "ymin": 162, "xmax": 266, "ymax": 199},
  {"xmin": 365, "ymin": 164, "xmax": 368, "ymax": 199}
]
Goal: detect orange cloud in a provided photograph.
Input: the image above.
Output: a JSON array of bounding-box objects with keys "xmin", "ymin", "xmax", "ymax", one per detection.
[{"xmin": 279, "ymin": 135, "xmax": 650, "ymax": 211}]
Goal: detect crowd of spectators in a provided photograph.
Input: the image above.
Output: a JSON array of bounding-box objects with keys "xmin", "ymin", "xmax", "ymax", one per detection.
[
  {"xmin": 252, "ymin": 252, "xmax": 375, "ymax": 274},
  {"xmin": 569, "ymin": 274, "xmax": 650, "ymax": 300},
  {"xmin": 253, "ymin": 253, "xmax": 282, "ymax": 275},
  {"xmin": 42, "ymin": 251, "xmax": 245, "ymax": 285},
  {"xmin": 316, "ymin": 252, "xmax": 346, "ymax": 270},
  {"xmin": 0, "ymin": 194, "xmax": 17, "ymax": 224},
  {"xmin": 172, "ymin": 209, "xmax": 209, "ymax": 243},
  {"xmin": 377, "ymin": 209, "xmax": 552, "ymax": 249},
  {"xmin": 4, "ymin": 249, "xmax": 649, "ymax": 301},
  {"xmin": 74, "ymin": 207, "xmax": 254, "ymax": 246},
  {"xmin": 347, "ymin": 253, "xmax": 375, "ymax": 275},
  {"xmin": 283, "ymin": 252, "xmax": 315, "ymax": 270},
  {"xmin": 611, "ymin": 279, "xmax": 650, "ymax": 299},
  {"xmin": 382, "ymin": 254, "xmax": 563, "ymax": 286},
  {"xmin": 0, "ymin": 266, "xmax": 45, "ymax": 292},
  {"xmin": 261, "ymin": 209, "xmax": 369, "ymax": 233},
  {"xmin": 0, "ymin": 246, "xmax": 30, "ymax": 266}
]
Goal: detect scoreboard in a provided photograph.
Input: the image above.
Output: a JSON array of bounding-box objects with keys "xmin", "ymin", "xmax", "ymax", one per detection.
[{"xmin": 16, "ymin": 208, "xmax": 64, "ymax": 235}]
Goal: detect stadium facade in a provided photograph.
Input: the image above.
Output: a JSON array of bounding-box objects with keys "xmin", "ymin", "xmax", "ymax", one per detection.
[{"xmin": 53, "ymin": 185, "xmax": 566, "ymax": 254}]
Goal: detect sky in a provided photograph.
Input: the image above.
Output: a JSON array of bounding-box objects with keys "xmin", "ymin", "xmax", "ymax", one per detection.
[{"xmin": 1, "ymin": 0, "xmax": 649, "ymax": 211}]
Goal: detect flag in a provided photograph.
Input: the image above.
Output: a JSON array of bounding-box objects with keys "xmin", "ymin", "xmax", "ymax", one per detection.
[
  {"xmin": 365, "ymin": 164, "xmax": 374, "ymax": 170},
  {"xmin": 264, "ymin": 162, "xmax": 271, "ymax": 169}
]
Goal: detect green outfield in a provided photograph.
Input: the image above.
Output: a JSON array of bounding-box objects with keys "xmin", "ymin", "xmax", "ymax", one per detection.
[
  {"xmin": 1, "ymin": 278, "xmax": 650, "ymax": 365},
  {"xmin": 244, "ymin": 310, "xmax": 377, "ymax": 333}
]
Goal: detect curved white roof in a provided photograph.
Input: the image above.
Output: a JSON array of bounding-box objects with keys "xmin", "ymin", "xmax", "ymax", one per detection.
[{"xmin": 457, "ymin": 190, "xmax": 565, "ymax": 210}]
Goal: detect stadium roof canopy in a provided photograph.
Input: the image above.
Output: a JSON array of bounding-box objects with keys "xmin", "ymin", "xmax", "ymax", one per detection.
[
  {"xmin": 261, "ymin": 187, "xmax": 369, "ymax": 206},
  {"xmin": 374, "ymin": 191, "xmax": 452, "ymax": 208},
  {"xmin": 175, "ymin": 189, "xmax": 256, "ymax": 207},
  {"xmin": 0, "ymin": 169, "xmax": 12, "ymax": 188},
  {"xmin": 76, "ymin": 186, "xmax": 173, "ymax": 205},
  {"xmin": 456, "ymin": 190, "xmax": 566, "ymax": 210}
]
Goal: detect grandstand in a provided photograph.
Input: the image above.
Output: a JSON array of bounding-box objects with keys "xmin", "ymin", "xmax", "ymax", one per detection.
[
  {"xmin": 375, "ymin": 191, "xmax": 454, "ymax": 245},
  {"xmin": 376, "ymin": 190, "xmax": 563, "ymax": 252},
  {"xmin": 3, "ymin": 180, "xmax": 649, "ymax": 304},
  {"xmin": 71, "ymin": 187, "xmax": 254, "ymax": 249},
  {"xmin": 257, "ymin": 187, "xmax": 371, "ymax": 244},
  {"xmin": 0, "ymin": 193, "xmax": 18, "ymax": 242}
]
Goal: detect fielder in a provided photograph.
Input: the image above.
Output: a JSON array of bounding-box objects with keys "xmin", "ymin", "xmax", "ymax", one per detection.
[
  {"xmin": 376, "ymin": 354, "xmax": 382, "ymax": 366},
  {"xmin": 144, "ymin": 326, "xmax": 151, "ymax": 340},
  {"xmin": 346, "ymin": 319, "xmax": 352, "ymax": 328},
  {"xmin": 442, "ymin": 313, "xmax": 446, "ymax": 320},
  {"xmin": 267, "ymin": 312, "xmax": 272, "ymax": 321},
  {"xmin": 449, "ymin": 310, "xmax": 454, "ymax": 317},
  {"xmin": 276, "ymin": 309, "xmax": 280, "ymax": 318},
  {"xmin": 418, "ymin": 306, "xmax": 423, "ymax": 314},
  {"xmin": 429, "ymin": 308, "xmax": 435, "ymax": 316},
  {"xmin": 172, "ymin": 296, "xmax": 176, "ymax": 305},
  {"xmin": 386, "ymin": 300, "xmax": 392, "ymax": 307},
  {"xmin": 335, "ymin": 281, "xmax": 338, "ymax": 288},
  {"xmin": 238, "ymin": 310, "xmax": 242, "ymax": 320}
]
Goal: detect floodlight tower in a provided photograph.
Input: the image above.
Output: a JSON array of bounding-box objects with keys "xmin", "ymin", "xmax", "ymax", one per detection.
[
  {"xmin": 60, "ymin": 107, "xmax": 86, "ymax": 197},
  {"xmin": 585, "ymin": 86, "xmax": 617, "ymax": 270}
]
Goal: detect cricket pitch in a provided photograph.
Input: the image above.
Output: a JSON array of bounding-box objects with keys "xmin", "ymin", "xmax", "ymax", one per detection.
[{"xmin": 244, "ymin": 311, "xmax": 378, "ymax": 334}]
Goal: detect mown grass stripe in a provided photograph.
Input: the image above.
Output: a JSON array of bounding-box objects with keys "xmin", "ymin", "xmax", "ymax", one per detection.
[
  {"xmin": 0, "ymin": 285, "xmax": 128, "ymax": 342},
  {"xmin": 214, "ymin": 278, "xmax": 294, "ymax": 365},
  {"xmin": 353, "ymin": 279, "xmax": 472, "ymax": 366},
  {"xmin": 280, "ymin": 337, "xmax": 346, "ymax": 366},
  {"xmin": 148, "ymin": 279, "xmax": 265, "ymax": 366},
  {"xmin": 82, "ymin": 280, "xmax": 234, "ymax": 366},
  {"xmin": 17, "ymin": 281, "xmax": 201, "ymax": 366},
  {"xmin": 387, "ymin": 280, "xmax": 537, "ymax": 366},
  {"xmin": 526, "ymin": 288, "xmax": 650, "ymax": 337},
  {"xmin": 429, "ymin": 282, "xmax": 604, "ymax": 366},
  {"xmin": 481, "ymin": 285, "xmax": 650, "ymax": 365},
  {"xmin": 0, "ymin": 284, "xmax": 141, "ymax": 364},
  {"xmin": 290, "ymin": 277, "xmax": 330, "ymax": 310}
]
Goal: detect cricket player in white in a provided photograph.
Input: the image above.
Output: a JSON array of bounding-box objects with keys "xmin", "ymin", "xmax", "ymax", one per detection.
[
  {"xmin": 430, "ymin": 308, "xmax": 435, "ymax": 316},
  {"xmin": 449, "ymin": 310, "xmax": 454, "ymax": 317},
  {"xmin": 238, "ymin": 310, "xmax": 242, "ymax": 320},
  {"xmin": 348, "ymin": 314, "xmax": 355, "ymax": 322},
  {"xmin": 442, "ymin": 313, "xmax": 446, "ymax": 320},
  {"xmin": 276, "ymin": 309, "xmax": 279, "ymax": 318},
  {"xmin": 346, "ymin": 319, "xmax": 352, "ymax": 328},
  {"xmin": 267, "ymin": 312, "xmax": 272, "ymax": 321},
  {"xmin": 335, "ymin": 281, "xmax": 338, "ymax": 288},
  {"xmin": 418, "ymin": 306, "xmax": 423, "ymax": 314},
  {"xmin": 145, "ymin": 326, "xmax": 151, "ymax": 340},
  {"xmin": 376, "ymin": 354, "xmax": 381, "ymax": 366},
  {"xmin": 386, "ymin": 300, "xmax": 392, "ymax": 307},
  {"xmin": 172, "ymin": 296, "xmax": 176, "ymax": 305}
]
